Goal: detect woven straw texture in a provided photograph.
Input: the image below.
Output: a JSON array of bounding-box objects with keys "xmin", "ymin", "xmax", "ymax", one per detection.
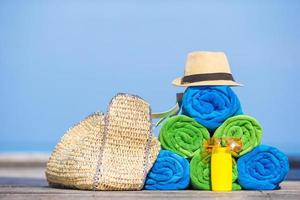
[
  {"xmin": 46, "ymin": 112, "xmax": 105, "ymax": 190},
  {"xmin": 46, "ymin": 94, "xmax": 161, "ymax": 191}
]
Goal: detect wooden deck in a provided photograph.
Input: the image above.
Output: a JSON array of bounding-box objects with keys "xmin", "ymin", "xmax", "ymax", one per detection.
[
  {"xmin": 0, "ymin": 154, "xmax": 300, "ymax": 199},
  {"xmin": 1, "ymin": 180, "xmax": 300, "ymax": 200}
]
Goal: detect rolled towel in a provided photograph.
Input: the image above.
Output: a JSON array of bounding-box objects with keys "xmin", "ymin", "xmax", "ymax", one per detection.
[
  {"xmin": 213, "ymin": 115, "xmax": 263, "ymax": 157},
  {"xmin": 159, "ymin": 115, "xmax": 210, "ymax": 158},
  {"xmin": 182, "ymin": 86, "xmax": 242, "ymax": 132},
  {"xmin": 237, "ymin": 145, "xmax": 289, "ymax": 190},
  {"xmin": 144, "ymin": 150, "xmax": 190, "ymax": 190},
  {"xmin": 190, "ymin": 153, "xmax": 241, "ymax": 190}
]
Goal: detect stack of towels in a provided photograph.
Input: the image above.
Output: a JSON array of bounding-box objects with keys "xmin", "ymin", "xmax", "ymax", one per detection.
[{"xmin": 144, "ymin": 86, "xmax": 289, "ymax": 190}]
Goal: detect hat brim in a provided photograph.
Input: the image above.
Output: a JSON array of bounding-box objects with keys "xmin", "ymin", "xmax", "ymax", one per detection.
[{"xmin": 172, "ymin": 77, "xmax": 243, "ymax": 87}]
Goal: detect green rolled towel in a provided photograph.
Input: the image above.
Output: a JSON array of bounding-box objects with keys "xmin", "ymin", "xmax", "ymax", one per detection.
[
  {"xmin": 159, "ymin": 115, "xmax": 210, "ymax": 158},
  {"xmin": 213, "ymin": 115, "xmax": 263, "ymax": 157},
  {"xmin": 190, "ymin": 153, "xmax": 241, "ymax": 190}
]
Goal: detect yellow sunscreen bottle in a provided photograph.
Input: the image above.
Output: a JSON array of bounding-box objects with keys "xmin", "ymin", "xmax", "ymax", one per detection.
[{"xmin": 211, "ymin": 146, "xmax": 232, "ymax": 191}]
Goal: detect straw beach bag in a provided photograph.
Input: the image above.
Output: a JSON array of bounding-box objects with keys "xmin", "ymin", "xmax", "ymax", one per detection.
[{"xmin": 46, "ymin": 93, "xmax": 161, "ymax": 190}]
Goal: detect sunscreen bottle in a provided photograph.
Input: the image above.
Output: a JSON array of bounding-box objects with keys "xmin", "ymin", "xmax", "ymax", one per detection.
[{"xmin": 211, "ymin": 146, "xmax": 232, "ymax": 191}]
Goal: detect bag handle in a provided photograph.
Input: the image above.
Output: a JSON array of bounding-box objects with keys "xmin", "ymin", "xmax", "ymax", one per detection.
[{"xmin": 151, "ymin": 93, "xmax": 183, "ymax": 127}]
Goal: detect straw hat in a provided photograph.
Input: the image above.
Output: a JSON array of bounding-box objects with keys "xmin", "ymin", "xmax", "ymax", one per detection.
[
  {"xmin": 46, "ymin": 93, "xmax": 161, "ymax": 191},
  {"xmin": 172, "ymin": 51, "xmax": 242, "ymax": 87}
]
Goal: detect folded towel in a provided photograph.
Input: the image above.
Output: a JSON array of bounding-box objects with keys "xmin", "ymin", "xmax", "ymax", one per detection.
[
  {"xmin": 237, "ymin": 145, "xmax": 289, "ymax": 190},
  {"xmin": 190, "ymin": 153, "xmax": 241, "ymax": 190},
  {"xmin": 159, "ymin": 115, "xmax": 210, "ymax": 158},
  {"xmin": 144, "ymin": 150, "xmax": 190, "ymax": 190},
  {"xmin": 182, "ymin": 86, "xmax": 242, "ymax": 132},
  {"xmin": 213, "ymin": 115, "xmax": 263, "ymax": 157}
]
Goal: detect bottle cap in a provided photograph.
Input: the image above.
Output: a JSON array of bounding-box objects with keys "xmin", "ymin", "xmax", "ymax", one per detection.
[{"xmin": 212, "ymin": 147, "xmax": 231, "ymax": 154}]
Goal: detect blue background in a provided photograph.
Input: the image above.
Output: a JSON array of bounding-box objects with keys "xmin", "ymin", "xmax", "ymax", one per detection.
[{"xmin": 1, "ymin": 0, "xmax": 299, "ymax": 154}]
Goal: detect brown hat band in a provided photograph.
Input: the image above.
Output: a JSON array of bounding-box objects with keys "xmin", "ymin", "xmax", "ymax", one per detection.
[{"xmin": 181, "ymin": 73, "xmax": 235, "ymax": 84}]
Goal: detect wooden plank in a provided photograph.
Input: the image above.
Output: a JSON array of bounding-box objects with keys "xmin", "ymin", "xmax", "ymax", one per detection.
[
  {"xmin": 0, "ymin": 182, "xmax": 299, "ymax": 200},
  {"xmin": 0, "ymin": 190, "xmax": 298, "ymax": 200}
]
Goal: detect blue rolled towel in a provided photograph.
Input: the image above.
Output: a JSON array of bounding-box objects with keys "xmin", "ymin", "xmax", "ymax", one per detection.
[
  {"xmin": 144, "ymin": 150, "xmax": 190, "ymax": 190},
  {"xmin": 237, "ymin": 145, "xmax": 289, "ymax": 190},
  {"xmin": 182, "ymin": 86, "xmax": 242, "ymax": 131}
]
